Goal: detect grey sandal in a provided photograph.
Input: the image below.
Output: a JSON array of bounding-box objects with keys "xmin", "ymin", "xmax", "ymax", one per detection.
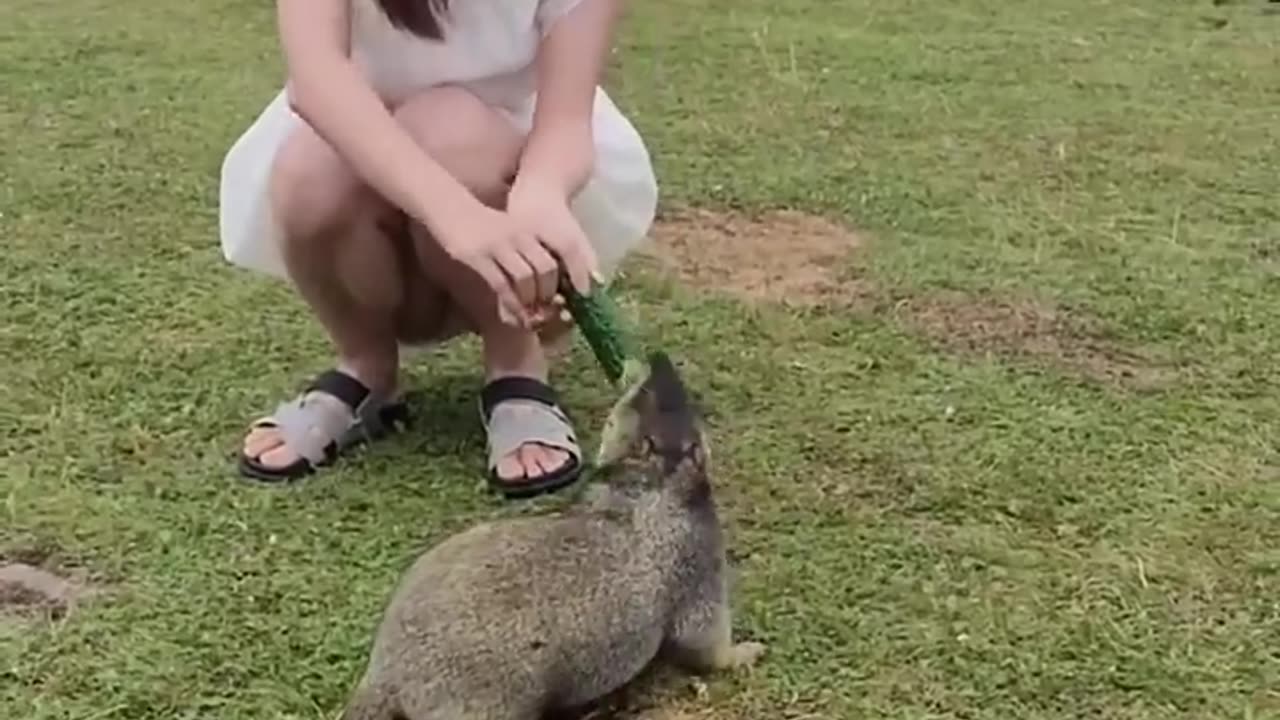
[
  {"xmin": 238, "ymin": 370, "xmax": 410, "ymax": 483},
  {"xmin": 479, "ymin": 377, "xmax": 583, "ymax": 499}
]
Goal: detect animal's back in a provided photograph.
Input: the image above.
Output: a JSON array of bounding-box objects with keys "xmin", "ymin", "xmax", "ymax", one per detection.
[
  {"xmin": 342, "ymin": 352, "xmax": 761, "ymax": 720},
  {"xmin": 364, "ymin": 506, "xmax": 679, "ymax": 714}
]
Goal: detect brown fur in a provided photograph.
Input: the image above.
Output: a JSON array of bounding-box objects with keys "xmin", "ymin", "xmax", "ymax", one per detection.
[{"xmin": 341, "ymin": 353, "xmax": 764, "ymax": 719}]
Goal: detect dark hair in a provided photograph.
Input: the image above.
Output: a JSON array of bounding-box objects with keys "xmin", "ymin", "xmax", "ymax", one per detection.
[{"xmin": 376, "ymin": 0, "xmax": 449, "ymax": 41}]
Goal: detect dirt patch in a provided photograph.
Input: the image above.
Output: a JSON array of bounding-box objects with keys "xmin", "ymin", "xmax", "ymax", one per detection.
[
  {"xmin": 619, "ymin": 707, "xmax": 742, "ymax": 720},
  {"xmin": 635, "ymin": 207, "xmax": 869, "ymax": 307},
  {"xmin": 579, "ymin": 696, "xmax": 747, "ymax": 720},
  {"xmin": 0, "ymin": 562, "xmax": 93, "ymax": 621},
  {"xmin": 0, "ymin": 541, "xmax": 59, "ymax": 567},
  {"xmin": 0, "ymin": 542, "xmax": 98, "ymax": 623},
  {"xmin": 896, "ymin": 292, "xmax": 1176, "ymax": 388},
  {"xmin": 563, "ymin": 665, "xmax": 755, "ymax": 720}
]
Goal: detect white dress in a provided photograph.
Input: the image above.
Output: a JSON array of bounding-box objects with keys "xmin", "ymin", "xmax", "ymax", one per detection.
[{"xmin": 218, "ymin": 0, "xmax": 659, "ymax": 284}]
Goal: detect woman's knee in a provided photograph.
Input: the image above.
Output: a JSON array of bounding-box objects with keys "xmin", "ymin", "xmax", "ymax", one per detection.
[
  {"xmin": 269, "ymin": 124, "xmax": 378, "ymax": 244},
  {"xmin": 392, "ymin": 86, "xmax": 524, "ymax": 200}
]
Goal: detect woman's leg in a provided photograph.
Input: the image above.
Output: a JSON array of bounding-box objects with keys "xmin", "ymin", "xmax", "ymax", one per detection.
[
  {"xmin": 246, "ymin": 85, "xmax": 579, "ymax": 486},
  {"xmin": 389, "ymin": 87, "xmax": 579, "ymax": 486},
  {"xmin": 242, "ymin": 122, "xmax": 447, "ymax": 472}
]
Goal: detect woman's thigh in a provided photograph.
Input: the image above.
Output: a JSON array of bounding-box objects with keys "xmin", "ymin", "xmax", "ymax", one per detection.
[
  {"xmin": 269, "ymin": 117, "xmax": 453, "ymax": 343},
  {"xmin": 389, "ymin": 86, "xmax": 530, "ymax": 331},
  {"xmin": 392, "ymin": 86, "xmax": 526, "ymax": 207},
  {"xmin": 268, "ymin": 85, "xmax": 532, "ymax": 341},
  {"xmin": 268, "ymin": 120, "xmax": 387, "ymax": 243}
]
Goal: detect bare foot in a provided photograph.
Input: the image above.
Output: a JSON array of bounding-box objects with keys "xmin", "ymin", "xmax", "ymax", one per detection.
[
  {"xmin": 240, "ymin": 367, "xmax": 400, "ymax": 476},
  {"xmin": 242, "ymin": 391, "xmax": 361, "ymax": 470},
  {"xmin": 482, "ymin": 323, "xmax": 579, "ymax": 487}
]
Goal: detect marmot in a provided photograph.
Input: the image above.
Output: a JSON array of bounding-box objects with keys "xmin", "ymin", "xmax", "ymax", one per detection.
[{"xmin": 341, "ymin": 352, "xmax": 764, "ymax": 719}]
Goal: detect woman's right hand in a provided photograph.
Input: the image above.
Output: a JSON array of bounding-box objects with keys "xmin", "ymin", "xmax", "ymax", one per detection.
[{"xmin": 434, "ymin": 203, "xmax": 564, "ymax": 328}]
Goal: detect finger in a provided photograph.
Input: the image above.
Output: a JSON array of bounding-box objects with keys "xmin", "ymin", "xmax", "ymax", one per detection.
[
  {"xmin": 516, "ymin": 234, "xmax": 560, "ymax": 305},
  {"xmin": 528, "ymin": 303, "xmax": 554, "ymax": 327},
  {"xmin": 472, "ymin": 256, "xmax": 529, "ymax": 327},
  {"xmin": 549, "ymin": 223, "xmax": 598, "ymax": 295},
  {"xmin": 493, "ymin": 245, "xmax": 539, "ymax": 309},
  {"xmin": 557, "ymin": 240, "xmax": 592, "ymax": 295}
]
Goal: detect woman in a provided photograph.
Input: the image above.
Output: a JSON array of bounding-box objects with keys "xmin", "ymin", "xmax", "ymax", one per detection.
[{"xmin": 218, "ymin": 0, "xmax": 658, "ymax": 498}]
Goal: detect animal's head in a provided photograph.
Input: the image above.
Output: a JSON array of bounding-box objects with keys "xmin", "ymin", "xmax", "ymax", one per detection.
[{"xmin": 595, "ymin": 352, "xmax": 711, "ymax": 501}]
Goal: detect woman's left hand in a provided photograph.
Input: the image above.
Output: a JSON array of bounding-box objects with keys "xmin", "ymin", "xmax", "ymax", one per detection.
[{"xmin": 506, "ymin": 179, "xmax": 600, "ymax": 310}]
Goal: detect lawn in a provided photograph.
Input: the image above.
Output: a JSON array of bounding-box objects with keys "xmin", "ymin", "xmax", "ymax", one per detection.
[{"xmin": 3, "ymin": 0, "xmax": 1279, "ymax": 718}]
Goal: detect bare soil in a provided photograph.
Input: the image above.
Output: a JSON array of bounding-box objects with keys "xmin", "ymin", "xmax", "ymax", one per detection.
[
  {"xmin": 635, "ymin": 207, "xmax": 869, "ymax": 307},
  {"xmin": 894, "ymin": 291, "xmax": 1176, "ymax": 388},
  {"xmin": 632, "ymin": 207, "xmax": 1173, "ymax": 388},
  {"xmin": 0, "ymin": 543, "xmax": 97, "ymax": 623}
]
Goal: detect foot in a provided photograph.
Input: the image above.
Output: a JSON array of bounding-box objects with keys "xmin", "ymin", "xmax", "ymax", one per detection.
[
  {"xmin": 480, "ymin": 376, "xmax": 583, "ymax": 499},
  {"xmin": 480, "ymin": 321, "xmax": 581, "ymax": 495},
  {"xmin": 239, "ymin": 369, "xmax": 409, "ymax": 482},
  {"xmin": 668, "ymin": 638, "xmax": 768, "ymax": 674},
  {"xmin": 719, "ymin": 641, "xmax": 767, "ymax": 670}
]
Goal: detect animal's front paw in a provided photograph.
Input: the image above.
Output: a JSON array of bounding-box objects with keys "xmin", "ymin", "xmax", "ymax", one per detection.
[{"xmin": 726, "ymin": 641, "xmax": 766, "ymax": 669}]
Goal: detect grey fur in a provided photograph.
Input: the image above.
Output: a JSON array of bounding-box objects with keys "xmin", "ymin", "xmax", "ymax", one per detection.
[{"xmin": 341, "ymin": 353, "xmax": 765, "ymax": 720}]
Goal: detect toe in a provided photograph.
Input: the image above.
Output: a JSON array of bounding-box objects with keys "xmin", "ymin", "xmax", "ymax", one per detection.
[
  {"xmin": 521, "ymin": 445, "xmax": 556, "ymax": 478},
  {"xmin": 538, "ymin": 445, "xmax": 570, "ymax": 474},
  {"xmin": 256, "ymin": 442, "xmax": 303, "ymax": 470},
  {"xmin": 496, "ymin": 453, "xmax": 528, "ymax": 484},
  {"xmin": 243, "ymin": 426, "xmax": 281, "ymax": 457},
  {"xmin": 244, "ymin": 426, "xmax": 304, "ymax": 470}
]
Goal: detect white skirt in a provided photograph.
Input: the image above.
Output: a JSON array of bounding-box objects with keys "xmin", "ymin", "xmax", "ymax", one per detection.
[{"xmin": 218, "ymin": 86, "xmax": 659, "ymax": 284}]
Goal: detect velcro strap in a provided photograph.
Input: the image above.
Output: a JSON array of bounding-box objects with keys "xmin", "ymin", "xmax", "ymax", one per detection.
[
  {"xmin": 306, "ymin": 370, "xmax": 371, "ymax": 410},
  {"xmin": 273, "ymin": 393, "xmax": 357, "ymax": 465},
  {"xmin": 480, "ymin": 377, "xmax": 560, "ymax": 420}
]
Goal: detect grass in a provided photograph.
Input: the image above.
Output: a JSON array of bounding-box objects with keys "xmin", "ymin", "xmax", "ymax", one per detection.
[{"xmin": 3, "ymin": 0, "xmax": 1279, "ymax": 717}]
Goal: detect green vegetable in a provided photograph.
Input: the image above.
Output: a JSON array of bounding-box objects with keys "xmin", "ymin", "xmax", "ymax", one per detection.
[{"xmin": 559, "ymin": 277, "xmax": 641, "ymax": 386}]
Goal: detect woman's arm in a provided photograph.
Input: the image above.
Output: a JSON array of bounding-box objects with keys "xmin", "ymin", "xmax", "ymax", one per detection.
[
  {"xmin": 275, "ymin": 0, "xmax": 480, "ymax": 240},
  {"xmin": 515, "ymin": 0, "xmax": 623, "ymax": 200}
]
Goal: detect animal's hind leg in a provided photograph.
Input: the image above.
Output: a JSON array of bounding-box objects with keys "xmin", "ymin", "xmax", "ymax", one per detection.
[{"xmin": 662, "ymin": 572, "xmax": 766, "ymax": 673}]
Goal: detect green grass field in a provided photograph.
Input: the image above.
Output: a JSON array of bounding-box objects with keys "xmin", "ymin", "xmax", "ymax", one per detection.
[{"xmin": 4, "ymin": 0, "xmax": 1279, "ymax": 718}]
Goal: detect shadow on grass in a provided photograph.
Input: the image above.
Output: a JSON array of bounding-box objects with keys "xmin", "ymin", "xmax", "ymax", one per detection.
[
  {"xmin": 398, "ymin": 371, "xmax": 486, "ymax": 457},
  {"xmin": 550, "ymin": 662, "xmax": 711, "ymax": 720}
]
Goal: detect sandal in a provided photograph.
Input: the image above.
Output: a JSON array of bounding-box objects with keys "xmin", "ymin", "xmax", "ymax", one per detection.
[
  {"xmin": 238, "ymin": 369, "xmax": 411, "ymax": 483},
  {"xmin": 479, "ymin": 377, "xmax": 584, "ymax": 499}
]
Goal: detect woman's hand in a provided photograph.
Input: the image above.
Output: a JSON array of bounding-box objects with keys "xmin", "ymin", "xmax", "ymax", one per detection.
[
  {"xmin": 431, "ymin": 179, "xmax": 598, "ymax": 330},
  {"xmin": 434, "ymin": 201, "xmax": 565, "ymax": 328},
  {"xmin": 506, "ymin": 179, "xmax": 599, "ymax": 297}
]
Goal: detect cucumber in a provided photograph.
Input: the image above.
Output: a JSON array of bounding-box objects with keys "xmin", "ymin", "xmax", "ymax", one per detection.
[{"xmin": 559, "ymin": 277, "xmax": 640, "ymax": 386}]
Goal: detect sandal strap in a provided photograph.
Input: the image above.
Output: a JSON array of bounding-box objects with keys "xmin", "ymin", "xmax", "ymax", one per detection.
[
  {"xmin": 480, "ymin": 377, "xmax": 560, "ymax": 420},
  {"xmin": 479, "ymin": 378, "xmax": 581, "ymax": 472},
  {"xmin": 266, "ymin": 371, "xmax": 389, "ymax": 466},
  {"xmin": 306, "ymin": 369, "xmax": 372, "ymax": 409}
]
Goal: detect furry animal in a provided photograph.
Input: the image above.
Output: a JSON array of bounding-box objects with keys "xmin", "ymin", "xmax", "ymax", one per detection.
[{"xmin": 341, "ymin": 352, "xmax": 764, "ymax": 720}]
